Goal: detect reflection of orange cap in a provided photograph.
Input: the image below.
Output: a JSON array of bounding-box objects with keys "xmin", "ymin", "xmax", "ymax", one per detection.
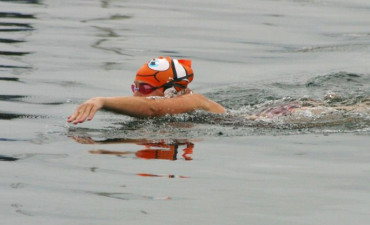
[
  {"xmin": 135, "ymin": 56, "xmax": 194, "ymax": 92},
  {"xmin": 135, "ymin": 149, "xmax": 177, "ymax": 160}
]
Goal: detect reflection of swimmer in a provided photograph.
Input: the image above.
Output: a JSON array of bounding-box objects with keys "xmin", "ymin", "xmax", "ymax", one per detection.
[
  {"xmin": 90, "ymin": 142, "xmax": 193, "ymax": 161},
  {"xmin": 134, "ymin": 142, "xmax": 193, "ymax": 160},
  {"xmin": 68, "ymin": 56, "xmax": 225, "ymax": 124},
  {"xmin": 70, "ymin": 137, "xmax": 194, "ymax": 161}
]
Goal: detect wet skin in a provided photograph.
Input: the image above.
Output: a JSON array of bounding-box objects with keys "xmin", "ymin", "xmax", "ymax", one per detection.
[{"xmin": 67, "ymin": 81, "xmax": 226, "ymax": 124}]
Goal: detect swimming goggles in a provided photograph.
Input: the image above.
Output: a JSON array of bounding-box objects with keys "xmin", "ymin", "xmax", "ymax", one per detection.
[{"xmin": 131, "ymin": 83, "xmax": 158, "ymax": 95}]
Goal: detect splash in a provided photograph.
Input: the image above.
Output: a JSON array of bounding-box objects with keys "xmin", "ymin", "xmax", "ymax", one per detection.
[{"xmin": 212, "ymin": 72, "xmax": 370, "ymax": 134}]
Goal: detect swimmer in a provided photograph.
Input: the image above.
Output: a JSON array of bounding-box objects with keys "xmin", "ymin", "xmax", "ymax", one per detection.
[
  {"xmin": 67, "ymin": 56, "xmax": 369, "ymax": 125},
  {"xmin": 67, "ymin": 56, "xmax": 226, "ymax": 124}
]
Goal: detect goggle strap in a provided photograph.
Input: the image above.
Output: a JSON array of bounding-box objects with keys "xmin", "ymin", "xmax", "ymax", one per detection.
[
  {"xmin": 170, "ymin": 59, "xmax": 178, "ymax": 80},
  {"xmin": 159, "ymin": 73, "xmax": 193, "ymax": 90}
]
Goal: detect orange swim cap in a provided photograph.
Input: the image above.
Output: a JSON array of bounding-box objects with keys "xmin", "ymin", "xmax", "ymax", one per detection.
[{"xmin": 135, "ymin": 56, "xmax": 194, "ymax": 92}]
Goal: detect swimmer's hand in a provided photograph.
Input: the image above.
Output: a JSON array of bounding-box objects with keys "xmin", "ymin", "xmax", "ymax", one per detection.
[{"xmin": 67, "ymin": 97, "xmax": 104, "ymax": 124}]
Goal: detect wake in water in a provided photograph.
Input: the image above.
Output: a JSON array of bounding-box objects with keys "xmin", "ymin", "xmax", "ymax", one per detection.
[
  {"xmin": 210, "ymin": 72, "xmax": 370, "ymax": 133},
  {"xmin": 234, "ymin": 95, "xmax": 369, "ymax": 130},
  {"xmin": 202, "ymin": 72, "xmax": 368, "ymax": 130}
]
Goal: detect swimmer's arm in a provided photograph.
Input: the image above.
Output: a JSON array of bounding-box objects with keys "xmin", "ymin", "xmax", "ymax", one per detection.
[
  {"xmin": 67, "ymin": 94, "xmax": 225, "ymax": 124},
  {"xmin": 152, "ymin": 93, "xmax": 226, "ymax": 115},
  {"xmin": 103, "ymin": 94, "xmax": 225, "ymax": 117}
]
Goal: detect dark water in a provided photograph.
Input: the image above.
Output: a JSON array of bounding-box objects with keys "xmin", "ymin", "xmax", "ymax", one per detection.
[{"xmin": 1, "ymin": 0, "xmax": 370, "ymax": 224}]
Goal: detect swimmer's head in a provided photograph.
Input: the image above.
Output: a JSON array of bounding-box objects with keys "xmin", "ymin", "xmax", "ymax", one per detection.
[{"xmin": 135, "ymin": 56, "xmax": 194, "ymax": 92}]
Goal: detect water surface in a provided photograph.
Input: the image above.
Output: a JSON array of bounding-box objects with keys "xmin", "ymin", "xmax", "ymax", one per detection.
[{"xmin": 1, "ymin": 0, "xmax": 370, "ymax": 224}]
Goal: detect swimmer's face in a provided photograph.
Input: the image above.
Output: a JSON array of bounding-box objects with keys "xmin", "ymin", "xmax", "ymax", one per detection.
[{"xmin": 132, "ymin": 81, "xmax": 164, "ymax": 97}]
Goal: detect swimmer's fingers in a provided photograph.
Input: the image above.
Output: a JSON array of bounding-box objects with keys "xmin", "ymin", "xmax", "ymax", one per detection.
[
  {"xmin": 85, "ymin": 98, "xmax": 104, "ymax": 121},
  {"xmin": 67, "ymin": 104, "xmax": 90, "ymax": 124},
  {"xmin": 70, "ymin": 136, "xmax": 96, "ymax": 144},
  {"xmin": 87, "ymin": 105, "xmax": 99, "ymax": 121},
  {"xmin": 67, "ymin": 98, "xmax": 104, "ymax": 124},
  {"xmin": 67, "ymin": 106, "xmax": 82, "ymax": 123},
  {"xmin": 74, "ymin": 104, "xmax": 94, "ymax": 124}
]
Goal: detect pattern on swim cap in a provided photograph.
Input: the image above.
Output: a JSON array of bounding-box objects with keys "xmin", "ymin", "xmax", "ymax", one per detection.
[
  {"xmin": 135, "ymin": 56, "xmax": 193, "ymax": 92},
  {"xmin": 148, "ymin": 58, "xmax": 170, "ymax": 71}
]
